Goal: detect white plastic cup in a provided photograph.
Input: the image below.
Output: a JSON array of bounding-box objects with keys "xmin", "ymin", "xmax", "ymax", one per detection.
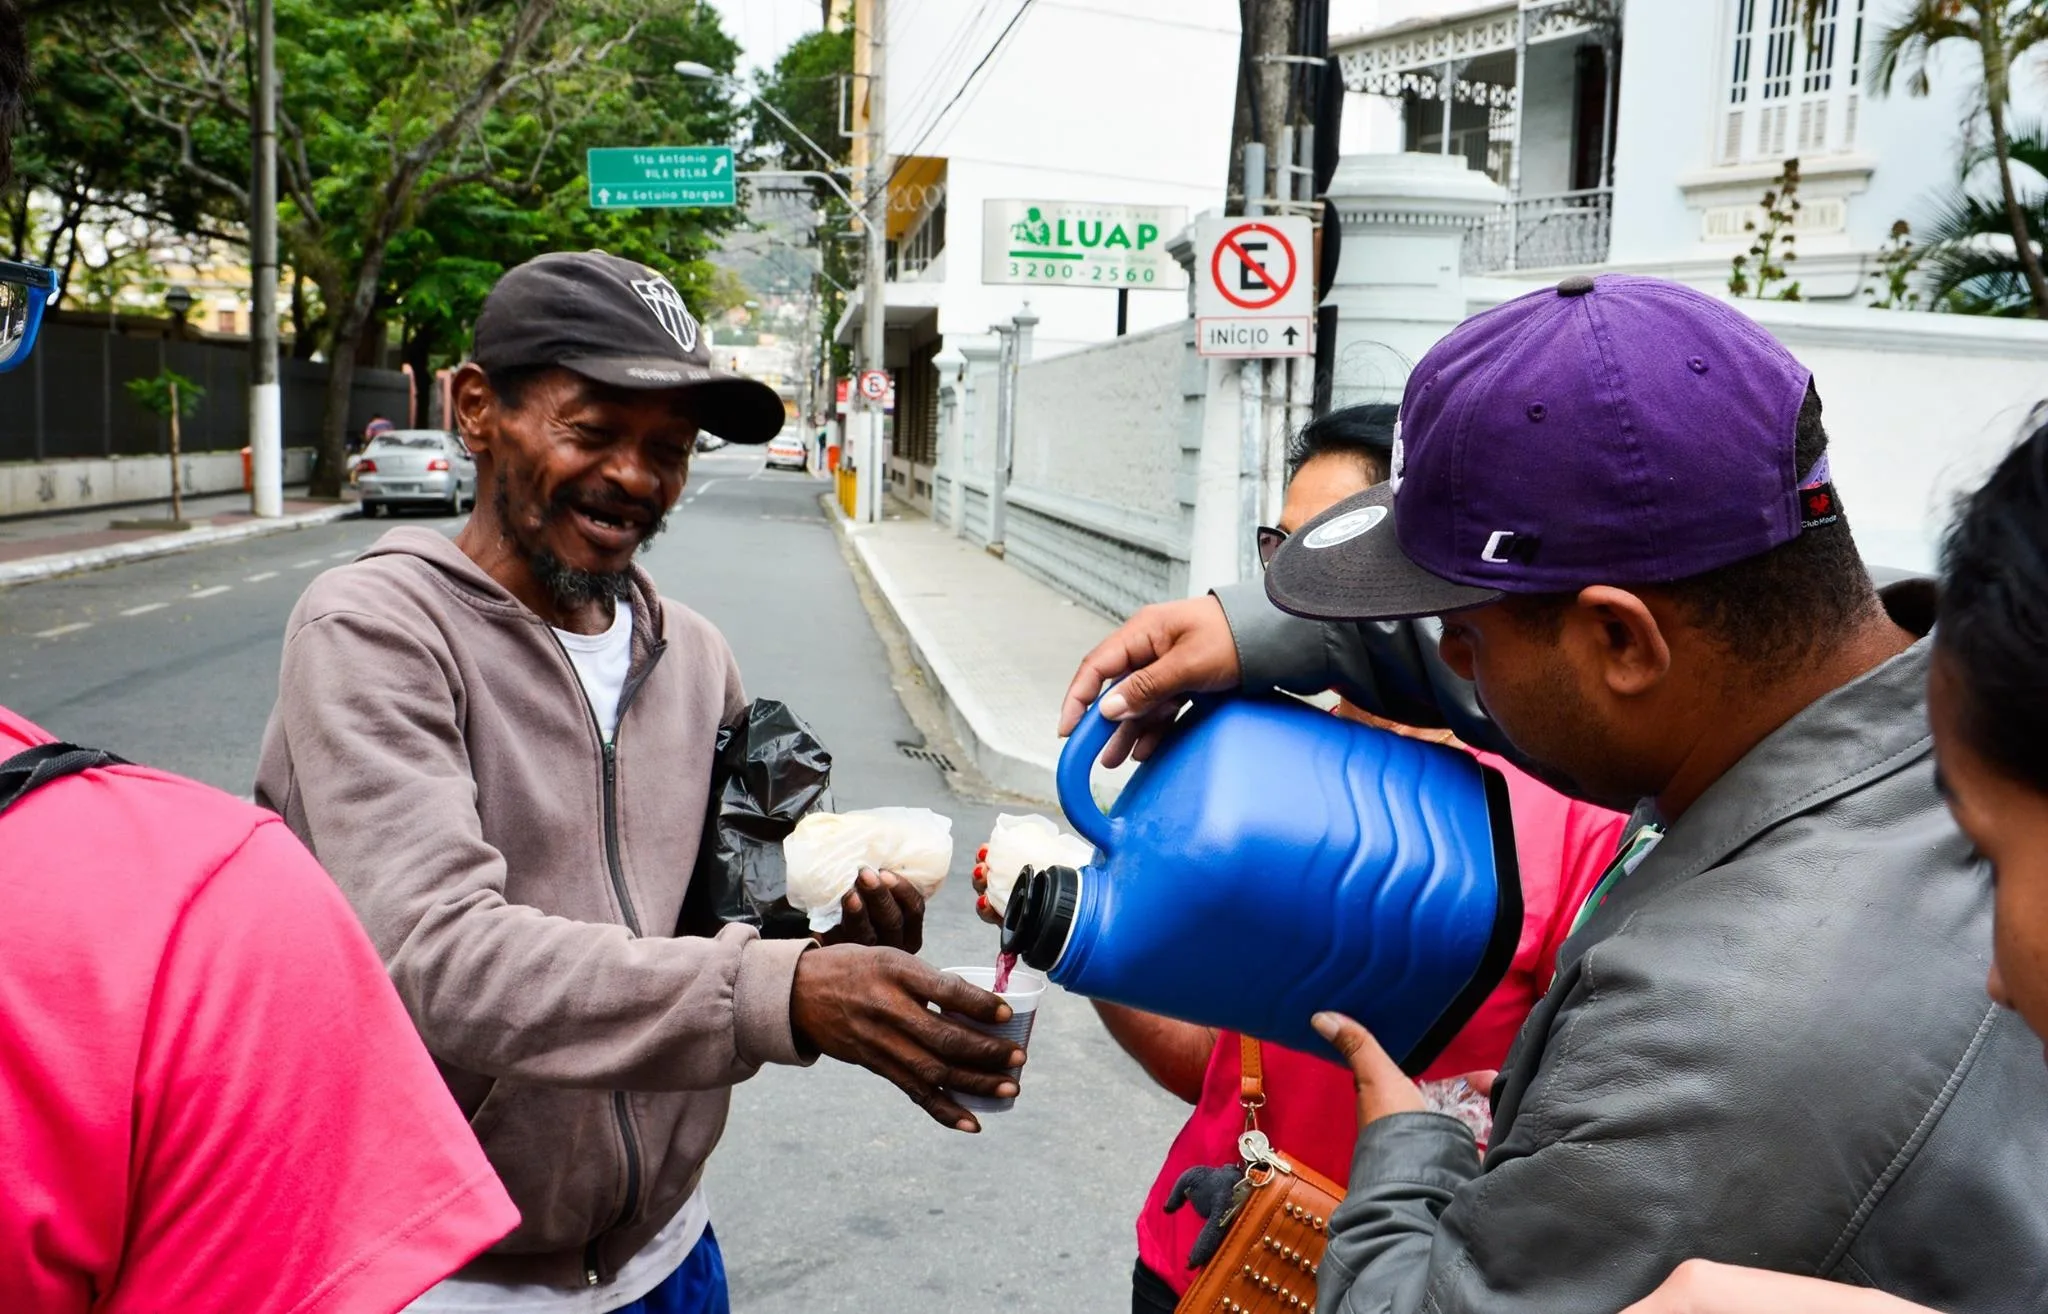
[{"xmin": 939, "ymin": 964, "xmax": 1046, "ymax": 1114}]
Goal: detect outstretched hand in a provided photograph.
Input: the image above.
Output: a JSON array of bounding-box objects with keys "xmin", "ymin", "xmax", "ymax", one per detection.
[
  {"xmin": 790, "ymin": 945, "xmax": 1024, "ymax": 1134},
  {"xmin": 1059, "ymin": 596, "xmax": 1242, "ymax": 767}
]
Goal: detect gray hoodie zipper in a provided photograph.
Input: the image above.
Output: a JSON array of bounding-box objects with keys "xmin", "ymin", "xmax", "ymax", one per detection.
[{"xmin": 549, "ymin": 620, "xmax": 669, "ymax": 1286}]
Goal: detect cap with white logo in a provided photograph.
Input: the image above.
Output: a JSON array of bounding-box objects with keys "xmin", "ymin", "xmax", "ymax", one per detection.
[
  {"xmin": 471, "ymin": 250, "xmax": 784, "ymax": 444},
  {"xmin": 1266, "ymin": 275, "xmax": 1822, "ymax": 622}
]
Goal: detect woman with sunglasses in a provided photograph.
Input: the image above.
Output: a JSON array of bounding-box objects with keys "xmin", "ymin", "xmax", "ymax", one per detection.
[{"xmin": 976, "ymin": 404, "xmax": 1627, "ymax": 1312}]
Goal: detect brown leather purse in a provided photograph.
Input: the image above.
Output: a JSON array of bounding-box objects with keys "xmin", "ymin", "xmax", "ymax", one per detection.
[{"xmin": 1175, "ymin": 1035, "xmax": 1347, "ymax": 1314}]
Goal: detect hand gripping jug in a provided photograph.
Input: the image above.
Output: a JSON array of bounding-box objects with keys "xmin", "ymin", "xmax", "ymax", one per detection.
[{"xmin": 1001, "ymin": 693, "xmax": 1522, "ymax": 1072}]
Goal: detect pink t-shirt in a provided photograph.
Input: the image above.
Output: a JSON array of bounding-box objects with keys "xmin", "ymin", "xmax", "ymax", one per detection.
[
  {"xmin": 0, "ymin": 707, "xmax": 519, "ymax": 1313},
  {"xmin": 1135, "ymin": 750, "xmax": 1626, "ymax": 1292}
]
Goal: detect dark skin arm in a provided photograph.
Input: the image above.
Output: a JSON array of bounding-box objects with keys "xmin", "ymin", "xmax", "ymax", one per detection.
[
  {"xmin": 1091, "ymin": 1001, "xmax": 1216, "ymax": 1106},
  {"xmin": 971, "ymin": 853, "xmax": 1214, "ymax": 1105}
]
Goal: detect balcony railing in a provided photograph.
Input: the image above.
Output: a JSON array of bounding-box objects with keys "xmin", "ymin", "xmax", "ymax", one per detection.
[{"xmin": 1463, "ymin": 188, "xmax": 1612, "ymax": 274}]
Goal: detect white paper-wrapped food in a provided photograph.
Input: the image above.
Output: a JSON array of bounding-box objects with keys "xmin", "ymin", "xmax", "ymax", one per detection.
[
  {"xmin": 782, "ymin": 807, "xmax": 955, "ymax": 932},
  {"xmin": 980, "ymin": 813, "xmax": 1096, "ymax": 916}
]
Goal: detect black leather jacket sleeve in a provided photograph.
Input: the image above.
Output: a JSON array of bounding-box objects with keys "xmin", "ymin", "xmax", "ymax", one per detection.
[{"xmin": 1213, "ymin": 581, "xmax": 1522, "ymax": 766}]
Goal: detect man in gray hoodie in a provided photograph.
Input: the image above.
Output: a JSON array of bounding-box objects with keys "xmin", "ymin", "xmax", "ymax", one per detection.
[{"xmin": 257, "ymin": 251, "xmax": 1020, "ymax": 1312}]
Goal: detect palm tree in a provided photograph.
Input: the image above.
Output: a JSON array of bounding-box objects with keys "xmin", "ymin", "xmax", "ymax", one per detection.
[
  {"xmin": 1917, "ymin": 126, "xmax": 2048, "ymax": 314},
  {"xmin": 1830, "ymin": 1, "xmax": 2048, "ymax": 317}
]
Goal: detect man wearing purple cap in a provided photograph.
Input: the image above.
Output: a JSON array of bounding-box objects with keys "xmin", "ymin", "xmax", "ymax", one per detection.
[{"xmin": 1062, "ymin": 275, "xmax": 2048, "ymax": 1311}]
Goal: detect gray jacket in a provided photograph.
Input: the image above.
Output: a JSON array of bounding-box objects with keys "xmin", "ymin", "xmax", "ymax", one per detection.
[{"xmin": 1215, "ymin": 579, "xmax": 2048, "ymax": 1313}]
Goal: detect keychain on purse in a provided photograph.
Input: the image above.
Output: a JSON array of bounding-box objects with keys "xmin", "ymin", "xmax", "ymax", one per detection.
[{"xmin": 1169, "ymin": 1035, "xmax": 1347, "ymax": 1313}]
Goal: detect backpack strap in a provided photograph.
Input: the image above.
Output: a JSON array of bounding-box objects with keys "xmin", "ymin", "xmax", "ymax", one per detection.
[{"xmin": 0, "ymin": 742, "xmax": 127, "ymax": 817}]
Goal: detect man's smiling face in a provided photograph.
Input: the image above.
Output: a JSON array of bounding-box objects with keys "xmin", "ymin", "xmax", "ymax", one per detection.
[{"xmin": 463, "ymin": 364, "xmax": 697, "ymax": 612}]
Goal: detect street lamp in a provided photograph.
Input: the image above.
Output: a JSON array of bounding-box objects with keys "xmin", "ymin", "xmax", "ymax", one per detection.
[
  {"xmin": 672, "ymin": 61, "xmax": 844, "ymax": 177},
  {"xmin": 164, "ymin": 284, "xmax": 195, "ymax": 336}
]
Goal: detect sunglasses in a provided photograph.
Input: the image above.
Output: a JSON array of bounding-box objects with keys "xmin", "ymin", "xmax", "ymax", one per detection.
[
  {"xmin": 1256, "ymin": 524, "xmax": 1288, "ymax": 569},
  {"xmin": 0, "ymin": 259, "xmax": 60, "ymax": 375}
]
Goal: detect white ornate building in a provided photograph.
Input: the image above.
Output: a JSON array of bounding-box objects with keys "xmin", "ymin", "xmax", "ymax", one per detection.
[{"xmin": 1335, "ymin": 0, "xmax": 2044, "ymax": 300}]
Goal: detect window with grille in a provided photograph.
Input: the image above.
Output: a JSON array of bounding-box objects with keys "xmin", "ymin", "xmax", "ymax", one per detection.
[{"xmin": 1717, "ymin": 0, "xmax": 1865, "ymax": 165}]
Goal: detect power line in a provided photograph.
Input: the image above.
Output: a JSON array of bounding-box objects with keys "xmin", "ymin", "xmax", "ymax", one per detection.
[
  {"xmin": 887, "ymin": 0, "xmax": 1000, "ymax": 152},
  {"xmin": 895, "ymin": 0, "xmax": 1038, "ymax": 164}
]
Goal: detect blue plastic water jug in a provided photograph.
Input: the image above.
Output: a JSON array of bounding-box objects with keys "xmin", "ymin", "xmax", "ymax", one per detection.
[{"xmin": 1000, "ymin": 693, "xmax": 1520, "ymax": 1072}]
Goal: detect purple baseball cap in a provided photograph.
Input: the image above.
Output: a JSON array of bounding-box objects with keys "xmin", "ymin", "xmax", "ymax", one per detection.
[{"xmin": 1265, "ymin": 274, "xmax": 1823, "ymax": 622}]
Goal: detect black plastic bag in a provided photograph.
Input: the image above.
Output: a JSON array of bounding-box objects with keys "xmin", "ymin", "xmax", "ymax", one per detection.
[{"xmin": 679, "ymin": 699, "xmax": 833, "ymax": 939}]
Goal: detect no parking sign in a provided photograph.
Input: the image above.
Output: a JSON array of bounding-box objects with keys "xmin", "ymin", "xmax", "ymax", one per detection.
[{"xmin": 1195, "ymin": 216, "xmax": 1314, "ymax": 358}]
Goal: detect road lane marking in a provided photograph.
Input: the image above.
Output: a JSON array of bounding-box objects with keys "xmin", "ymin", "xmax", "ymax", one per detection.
[
  {"xmin": 294, "ymin": 559, "xmax": 323, "ymax": 569},
  {"xmin": 120, "ymin": 602, "xmax": 168, "ymax": 617},
  {"xmin": 34, "ymin": 622, "xmax": 91, "ymax": 638},
  {"xmin": 245, "ymin": 571, "xmax": 278, "ymax": 583},
  {"xmin": 329, "ymin": 551, "xmax": 354, "ymax": 560},
  {"xmin": 189, "ymin": 585, "xmax": 231, "ymax": 599}
]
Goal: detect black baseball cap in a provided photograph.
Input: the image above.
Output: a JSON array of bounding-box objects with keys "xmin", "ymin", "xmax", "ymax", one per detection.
[{"xmin": 471, "ymin": 250, "xmax": 786, "ymax": 444}]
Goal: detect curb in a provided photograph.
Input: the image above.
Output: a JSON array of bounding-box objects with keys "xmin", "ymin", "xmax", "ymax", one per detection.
[
  {"xmin": 821, "ymin": 497, "xmax": 1061, "ymax": 803},
  {"xmin": 0, "ymin": 503, "xmax": 359, "ymax": 590}
]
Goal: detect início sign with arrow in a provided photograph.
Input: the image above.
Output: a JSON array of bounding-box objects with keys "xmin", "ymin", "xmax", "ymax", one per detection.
[{"xmin": 1194, "ymin": 215, "xmax": 1314, "ymax": 358}]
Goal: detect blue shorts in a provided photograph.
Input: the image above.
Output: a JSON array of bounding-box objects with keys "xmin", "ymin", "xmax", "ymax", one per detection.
[{"xmin": 614, "ymin": 1225, "xmax": 728, "ymax": 1314}]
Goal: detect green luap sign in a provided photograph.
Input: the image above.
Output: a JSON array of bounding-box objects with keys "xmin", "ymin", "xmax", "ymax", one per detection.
[{"xmin": 981, "ymin": 200, "xmax": 1189, "ymax": 289}]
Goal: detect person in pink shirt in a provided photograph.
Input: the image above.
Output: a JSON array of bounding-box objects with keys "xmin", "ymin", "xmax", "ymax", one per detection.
[
  {"xmin": 0, "ymin": 702, "xmax": 520, "ymax": 1311},
  {"xmin": 977, "ymin": 406, "xmax": 1624, "ymax": 1310}
]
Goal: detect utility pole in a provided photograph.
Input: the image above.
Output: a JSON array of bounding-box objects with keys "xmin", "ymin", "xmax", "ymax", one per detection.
[
  {"xmin": 249, "ymin": 0, "xmax": 283, "ymax": 517},
  {"xmin": 856, "ymin": 0, "xmax": 888, "ymax": 523},
  {"xmin": 1227, "ymin": 0, "xmax": 1296, "ymax": 213}
]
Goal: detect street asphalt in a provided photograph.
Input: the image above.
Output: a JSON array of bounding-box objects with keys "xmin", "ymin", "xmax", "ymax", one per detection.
[{"xmin": 0, "ymin": 447, "xmax": 1188, "ymax": 1312}]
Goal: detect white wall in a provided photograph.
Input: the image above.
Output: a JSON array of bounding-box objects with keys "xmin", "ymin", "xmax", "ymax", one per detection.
[
  {"xmin": 1463, "ymin": 276, "xmax": 2048, "ymax": 574},
  {"xmin": 887, "ymin": 0, "xmax": 1240, "ymax": 358},
  {"xmin": 0, "ymin": 449, "xmax": 316, "ymax": 518},
  {"xmin": 1011, "ymin": 322, "xmax": 1186, "ymax": 521}
]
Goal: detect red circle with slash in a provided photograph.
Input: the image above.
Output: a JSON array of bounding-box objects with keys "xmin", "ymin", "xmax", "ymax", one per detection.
[{"xmin": 1210, "ymin": 221, "xmax": 1298, "ymax": 311}]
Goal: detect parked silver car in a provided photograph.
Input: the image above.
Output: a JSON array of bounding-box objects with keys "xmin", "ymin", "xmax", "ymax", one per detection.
[{"xmin": 357, "ymin": 430, "xmax": 477, "ymax": 517}]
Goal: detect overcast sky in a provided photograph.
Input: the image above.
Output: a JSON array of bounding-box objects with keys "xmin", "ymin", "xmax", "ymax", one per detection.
[{"xmin": 707, "ymin": 0, "xmax": 823, "ymax": 78}]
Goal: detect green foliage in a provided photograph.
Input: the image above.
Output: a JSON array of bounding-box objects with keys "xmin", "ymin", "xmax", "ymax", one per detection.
[
  {"xmin": 41, "ymin": 0, "xmax": 753, "ymax": 491},
  {"xmin": 1916, "ymin": 125, "xmax": 2048, "ymax": 315},
  {"xmin": 124, "ymin": 368, "xmax": 206, "ymax": 419},
  {"xmin": 1865, "ymin": 220, "xmax": 1925, "ymax": 310},
  {"xmin": 1854, "ymin": 0, "xmax": 2048, "ymax": 316},
  {"xmin": 750, "ymin": 27, "xmax": 852, "ymax": 174},
  {"xmin": 1728, "ymin": 158, "xmax": 1803, "ymax": 302}
]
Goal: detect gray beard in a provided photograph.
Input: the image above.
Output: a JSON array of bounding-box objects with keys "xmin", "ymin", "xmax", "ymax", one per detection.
[
  {"xmin": 531, "ymin": 548, "xmax": 634, "ymax": 610},
  {"xmin": 495, "ymin": 476, "xmax": 649, "ymax": 611}
]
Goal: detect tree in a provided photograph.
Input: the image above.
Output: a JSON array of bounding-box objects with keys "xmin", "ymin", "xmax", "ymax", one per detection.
[
  {"xmin": 1916, "ymin": 125, "xmax": 2048, "ymax": 313},
  {"xmin": 125, "ymin": 367, "xmax": 205, "ymax": 522},
  {"xmin": 4, "ymin": 15, "xmax": 233, "ymax": 284},
  {"xmin": 377, "ymin": 2, "xmax": 746, "ymax": 420},
  {"xmin": 1850, "ymin": 0, "xmax": 2048, "ymax": 317},
  {"xmin": 63, "ymin": 0, "xmax": 747, "ymax": 496}
]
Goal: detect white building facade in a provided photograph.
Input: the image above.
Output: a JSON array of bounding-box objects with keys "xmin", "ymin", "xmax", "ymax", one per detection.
[
  {"xmin": 1335, "ymin": 0, "xmax": 2043, "ymax": 299},
  {"xmin": 839, "ymin": 0, "xmax": 1241, "ymax": 511}
]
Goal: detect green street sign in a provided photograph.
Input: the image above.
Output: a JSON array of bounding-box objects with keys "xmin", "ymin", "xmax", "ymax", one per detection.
[{"xmin": 587, "ymin": 146, "xmax": 735, "ymax": 209}]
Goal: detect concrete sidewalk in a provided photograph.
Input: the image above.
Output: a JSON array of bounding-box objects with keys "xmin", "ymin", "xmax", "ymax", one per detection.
[
  {"xmin": 0, "ymin": 488, "xmax": 358, "ymax": 589},
  {"xmin": 838, "ymin": 504, "xmax": 1130, "ymax": 803}
]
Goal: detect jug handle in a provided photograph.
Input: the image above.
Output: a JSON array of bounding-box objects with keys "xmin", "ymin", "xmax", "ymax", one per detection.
[{"xmin": 1056, "ymin": 687, "xmax": 1120, "ymax": 853}]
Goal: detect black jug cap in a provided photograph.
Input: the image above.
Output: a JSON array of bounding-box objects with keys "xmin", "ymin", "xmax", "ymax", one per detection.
[{"xmin": 1000, "ymin": 864, "xmax": 1080, "ymax": 971}]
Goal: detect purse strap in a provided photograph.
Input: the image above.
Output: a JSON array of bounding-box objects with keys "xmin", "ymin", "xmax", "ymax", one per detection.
[{"xmin": 1239, "ymin": 1032, "xmax": 1265, "ymax": 1127}]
